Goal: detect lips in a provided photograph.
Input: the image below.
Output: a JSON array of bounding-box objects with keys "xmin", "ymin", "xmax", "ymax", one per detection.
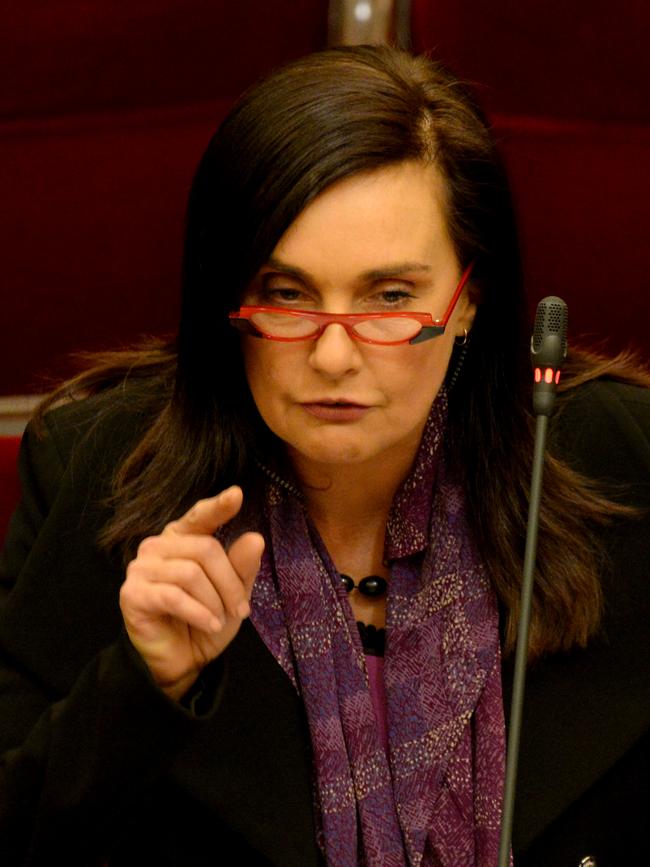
[{"xmin": 300, "ymin": 399, "xmax": 370, "ymax": 422}]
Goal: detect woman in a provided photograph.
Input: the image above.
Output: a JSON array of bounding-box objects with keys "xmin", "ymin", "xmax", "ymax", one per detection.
[{"xmin": 0, "ymin": 45, "xmax": 648, "ymax": 867}]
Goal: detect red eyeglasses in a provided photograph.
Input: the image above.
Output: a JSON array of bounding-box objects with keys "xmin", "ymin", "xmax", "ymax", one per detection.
[{"xmin": 229, "ymin": 262, "xmax": 474, "ymax": 346}]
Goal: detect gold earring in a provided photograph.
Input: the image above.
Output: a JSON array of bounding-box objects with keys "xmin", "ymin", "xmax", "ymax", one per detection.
[{"xmin": 454, "ymin": 328, "xmax": 468, "ymax": 346}]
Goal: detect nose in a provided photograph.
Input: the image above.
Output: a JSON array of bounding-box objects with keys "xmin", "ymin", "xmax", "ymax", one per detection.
[{"xmin": 308, "ymin": 322, "xmax": 363, "ymax": 378}]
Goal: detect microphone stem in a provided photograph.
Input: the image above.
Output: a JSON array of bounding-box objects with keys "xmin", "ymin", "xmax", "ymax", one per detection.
[{"xmin": 498, "ymin": 412, "xmax": 549, "ymax": 867}]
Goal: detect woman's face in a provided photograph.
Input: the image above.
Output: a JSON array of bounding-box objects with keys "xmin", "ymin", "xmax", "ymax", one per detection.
[{"xmin": 240, "ymin": 160, "xmax": 476, "ymax": 478}]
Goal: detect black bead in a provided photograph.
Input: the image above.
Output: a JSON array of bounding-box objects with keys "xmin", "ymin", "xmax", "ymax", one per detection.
[
  {"xmin": 357, "ymin": 575, "xmax": 388, "ymax": 597},
  {"xmin": 340, "ymin": 573, "xmax": 355, "ymax": 593}
]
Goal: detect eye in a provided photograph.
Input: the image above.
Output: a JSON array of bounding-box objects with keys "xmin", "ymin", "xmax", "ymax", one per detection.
[
  {"xmin": 255, "ymin": 276, "xmax": 313, "ymax": 307},
  {"xmin": 370, "ymin": 285, "xmax": 416, "ymax": 308},
  {"xmin": 265, "ymin": 287, "xmax": 304, "ymax": 303}
]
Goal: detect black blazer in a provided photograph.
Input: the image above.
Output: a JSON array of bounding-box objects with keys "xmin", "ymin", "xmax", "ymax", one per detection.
[{"xmin": 0, "ymin": 380, "xmax": 648, "ymax": 867}]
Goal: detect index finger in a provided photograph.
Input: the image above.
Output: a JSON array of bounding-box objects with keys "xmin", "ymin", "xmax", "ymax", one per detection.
[{"xmin": 164, "ymin": 486, "xmax": 244, "ymax": 537}]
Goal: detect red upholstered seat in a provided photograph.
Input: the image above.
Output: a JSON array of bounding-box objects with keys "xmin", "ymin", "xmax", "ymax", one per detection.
[{"xmin": 0, "ymin": 437, "xmax": 22, "ymax": 547}]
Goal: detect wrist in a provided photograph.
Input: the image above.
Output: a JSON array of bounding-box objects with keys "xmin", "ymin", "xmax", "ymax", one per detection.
[{"xmin": 159, "ymin": 670, "xmax": 201, "ymax": 703}]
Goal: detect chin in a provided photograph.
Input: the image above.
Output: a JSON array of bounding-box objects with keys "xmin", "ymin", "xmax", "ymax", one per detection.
[{"xmin": 287, "ymin": 433, "xmax": 377, "ymax": 468}]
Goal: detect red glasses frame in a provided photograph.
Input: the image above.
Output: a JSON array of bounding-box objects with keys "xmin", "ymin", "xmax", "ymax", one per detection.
[{"xmin": 229, "ymin": 262, "xmax": 474, "ymax": 346}]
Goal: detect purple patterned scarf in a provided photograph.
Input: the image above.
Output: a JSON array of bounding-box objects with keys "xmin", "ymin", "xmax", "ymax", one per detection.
[{"xmin": 249, "ymin": 391, "xmax": 506, "ymax": 866}]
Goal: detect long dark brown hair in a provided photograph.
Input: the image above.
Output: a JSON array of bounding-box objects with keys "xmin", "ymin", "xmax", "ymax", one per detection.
[{"xmin": 36, "ymin": 45, "xmax": 648, "ymax": 658}]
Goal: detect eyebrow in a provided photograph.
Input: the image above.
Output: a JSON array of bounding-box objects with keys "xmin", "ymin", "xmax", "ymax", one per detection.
[{"xmin": 265, "ymin": 257, "xmax": 432, "ymax": 282}]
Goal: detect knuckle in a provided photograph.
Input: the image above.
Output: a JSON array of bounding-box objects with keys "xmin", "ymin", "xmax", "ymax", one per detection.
[
  {"xmin": 178, "ymin": 560, "xmax": 204, "ymax": 585},
  {"xmin": 160, "ymin": 584, "xmax": 183, "ymax": 607},
  {"xmin": 187, "ymin": 500, "xmax": 204, "ymax": 518},
  {"xmin": 125, "ymin": 559, "xmax": 143, "ymax": 583},
  {"xmin": 137, "ymin": 535, "xmax": 161, "ymax": 556},
  {"xmin": 119, "ymin": 578, "xmax": 140, "ymax": 608},
  {"xmin": 182, "ymin": 499, "xmax": 210, "ymax": 525}
]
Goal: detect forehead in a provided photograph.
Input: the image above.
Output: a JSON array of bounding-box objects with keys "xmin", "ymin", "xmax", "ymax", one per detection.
[{"xmin": 269, "ymin": 161, "xmax": 453, "ymax": 278}]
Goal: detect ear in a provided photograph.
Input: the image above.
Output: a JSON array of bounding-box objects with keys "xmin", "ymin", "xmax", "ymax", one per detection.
[{"xmin": 455, "ymin": 290, "xmax": 478, "ymax": 337}]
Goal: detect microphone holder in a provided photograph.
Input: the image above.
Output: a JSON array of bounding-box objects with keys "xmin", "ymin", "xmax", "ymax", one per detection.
[
  {"xmin": 498, "ymin": 295, "xmax": 567, "ymax": 866},
  {"xmin": 497, "ymin": 412, "xmax": 548, "ymax": 867}
]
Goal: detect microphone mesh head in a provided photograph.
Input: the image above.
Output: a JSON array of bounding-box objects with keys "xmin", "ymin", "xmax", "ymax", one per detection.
[{"xmin": 532, "ymin": 296, "xmax": 568, "ymax": 356}]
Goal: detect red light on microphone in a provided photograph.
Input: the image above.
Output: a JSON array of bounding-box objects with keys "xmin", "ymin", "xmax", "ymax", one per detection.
[{"xmin": 534, "ymin": 367, "xmax": 561, "ymax": 386}]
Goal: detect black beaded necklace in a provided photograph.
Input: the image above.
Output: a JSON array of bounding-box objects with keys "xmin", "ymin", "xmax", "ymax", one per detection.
[
  {"xmin": 340, "ymin": 573, "xmax": 388, "ymax": 598},
  {"xmin": 255, "ymin": 465, "xmax": 388, "ymax": 600}
]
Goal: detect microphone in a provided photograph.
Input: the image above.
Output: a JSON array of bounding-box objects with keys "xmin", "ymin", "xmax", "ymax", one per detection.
[
  {"xmin": 531, "ymin": 296, "xmax": 568, "ymax": 416},
  {"xmin": 498, "ymin": 297, "xmax": 568, "ymax": 867}
]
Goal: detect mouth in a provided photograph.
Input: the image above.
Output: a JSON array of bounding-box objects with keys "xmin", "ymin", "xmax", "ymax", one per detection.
[
  {"xmin": 308, "ymin": 398, "xmax": 368, "ymax": 407},
  {"xmin": 300, "ymin": 399, "xmax": 371, "ymax": 421}
]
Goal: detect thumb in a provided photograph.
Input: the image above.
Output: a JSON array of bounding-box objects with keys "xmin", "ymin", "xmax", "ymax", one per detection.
[{"xmin": 227, "ymin": 532, "xmax": 265, "ymax": 598}]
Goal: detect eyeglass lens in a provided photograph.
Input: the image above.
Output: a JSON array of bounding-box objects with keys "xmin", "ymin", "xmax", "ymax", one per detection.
[{"xmin": 248, "ymin": 311, "xmax": 423, "ymax": 343}]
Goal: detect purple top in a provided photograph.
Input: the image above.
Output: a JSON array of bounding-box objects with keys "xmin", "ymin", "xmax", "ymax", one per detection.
[{"xmin": 365, "ymin": 654, "xmax": 389, "ymax": 754}]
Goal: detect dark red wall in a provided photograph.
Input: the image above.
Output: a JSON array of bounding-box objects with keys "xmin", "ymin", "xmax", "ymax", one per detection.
[
  {"xmin": 2, "ymin": 2, "xmax": 648, "ymax": 394},
  {"xmin": 1, "ymin": 1, "xmax": 328, "ymax": 394},
  {"xmin": 411, "ymin": 0, "xmax": 650, "ymax": 356}
]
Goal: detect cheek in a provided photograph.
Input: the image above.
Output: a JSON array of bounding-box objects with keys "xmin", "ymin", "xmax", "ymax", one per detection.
[
  {"xmin": 242, "ymin": 341, "xmax": 298, "ymax": 426},
  {"xmin": 243, "ymin": 344, "xmax": 275, "ymax": 402},
  {"xmin": 388, "ymin": 338, "xmax": 455, "ymax": 401}
]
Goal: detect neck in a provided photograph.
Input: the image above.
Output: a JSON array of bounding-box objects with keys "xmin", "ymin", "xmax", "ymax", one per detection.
[
  {"xmin": 287, "ymin": 449, "xmax": 415, "ymax": 578},
  {"xmin": 294, "ymin": 456, "xmax": 407, "ymax": 525}
]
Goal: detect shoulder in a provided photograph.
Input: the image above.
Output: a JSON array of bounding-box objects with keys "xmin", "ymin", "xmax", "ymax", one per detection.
[
  {"xmin": 21, "ymin": 380, "xmax": 164, "ymax": 492},
  {"xmin": 557, "ymin": 377, "xmax": 650, "ymax": 426},
  {"xmin": 552, "ymin": 379, "xmax": 650, "ymax": 497},
  {"xmin": 2, "ymin": 382, "xmax": 161, "ymax": 607},
  {"xmin": 14, "ymin": 382, "xmax": 161, "ymax": 524},
  {"xmin": 36, "ymin": 381, "xmax": 161, "ymax": 464}
]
